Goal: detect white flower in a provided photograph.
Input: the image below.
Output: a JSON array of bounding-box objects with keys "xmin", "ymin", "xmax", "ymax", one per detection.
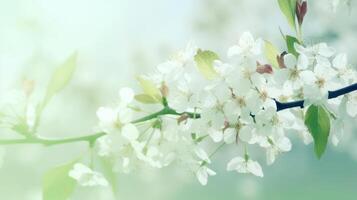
[
  {"xmin": 208, "ymin": 127, "xmax": 237, "ymax": 144},
  {"xmin": 196, "ymin": 165, "xmax": 216, "ymax": 186},
  {"xmin": 330, "ymin": 118, "xmax": 345, "ymax": 146},
  {"xmin": 194, "ymin": 147, "xmax": 216, "ymax": 185},
  {"xmin": 346, "ymin": 93, "xmax": 357, "ymax": 117},
  {"xmin": 195, "ymin": 147, "xmax": 211, "ymax": 164},
  {"xmin": 275, "ymin": 53, "xmax": 309, "ymax": 89},
  {"xmin": 97, "ymin": 89, "xmax": 134, "ymax": 132},
  {"xmin": 295, "ymin": 43, "xmax": 335, "ymax": 61},
  {"xmin": 96, "ymin": 107, "xmax": 118, "ymax": 133},
  {"xmin": 227, "ymin": 156, "xmax": 264, "ymax": 177},
  {"xmin": 291, "ymin": 117, "xmax": 313, "ymax": 145},
  {"xmin": 227, "ymin": 32, "xmax": 263, "ymax": 58},
  {"xmin": 265, "ymin": 136, "xmax": 292, "ymax": 165},
  {"xmin": 121, "ymin": 123, "xmax": 139, "ymax": 141},
  {"xmin": 69, "ymin": 163, "xmax": 108, "ymax": 187},
  {"xmin": 301, "ymin": 62, "xmax": 337, "ymax": 106},
  {"xmin": 97, "ymin": 135, "xmax": 112, "ymax": 157},
  {"xmin": 332, "ymin": 53, "xmax": 354, "ymax": 84},
  {"xmin": 119, "ymin": 87, "xmax": 135, "ymax": 105},
  {"xmin": 173, "ymin": 41, "xmax": 198, "ymax": 65}
]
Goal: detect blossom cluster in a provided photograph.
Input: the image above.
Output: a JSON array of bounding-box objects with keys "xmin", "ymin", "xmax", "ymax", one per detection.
[{"xmin": 91, "ymin": 31, "xmax": 357, "ymax": 186}]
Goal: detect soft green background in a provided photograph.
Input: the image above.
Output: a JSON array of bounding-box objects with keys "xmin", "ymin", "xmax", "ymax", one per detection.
[{"xmin": 0, "ymin": 0, "xmax": 357, "ymax": 199}]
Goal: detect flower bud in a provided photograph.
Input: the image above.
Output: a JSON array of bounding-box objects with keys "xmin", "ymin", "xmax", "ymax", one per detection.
[
  {"xmin": 296, "ymin": 0, "xmax": 307, "ymax": 26},
  {"xmin": 256, "ymin": 62, "xmax": 273, "ymax": 74},
  {"xmin": 23, "ymin": 79, "xmax": 35, "ymax": 97},
  {"xmin": 160, "ymin": 83, "xmax": 169, "ymax": 98},
  {"xmin": 277, "ymin": 51, "xmax": 288, "ymax": 69}
]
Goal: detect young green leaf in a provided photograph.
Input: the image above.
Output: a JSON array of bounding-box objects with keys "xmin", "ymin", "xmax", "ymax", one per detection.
[
  {"xmin": 277, "ymin": 0, "xmax": 297, "ymax": 31},
  {"xmin": 43, "ymin": 162, "xmax": 77, "ymax": 200},
  {"xmin": 137, "ymin": 76, "xmax": 162, "ymax": 102},
  {"xmin": 42, "ymin": 53, "xmax": 78, "ymax": 108},
  {"xmin": 286, "ymin": 35, "xmax": 299, "ymax": 57},
  {"xmin": 194, "ymin": 49, "xmax": 219, "ymax": 80},
  {"xmin": 304, "ymin": 105, "xmax": 331, "ymax": 159},
  {"xmin": 12, "ymin": 121, "xmax": 31, "ymax": 136},
  {"xmin": 135, "ymin": 94, "xmax": 160, "ymax": 104},
  {"xmin": 264, "ymin": 41, "xmax": 280, "ymax": 69}
]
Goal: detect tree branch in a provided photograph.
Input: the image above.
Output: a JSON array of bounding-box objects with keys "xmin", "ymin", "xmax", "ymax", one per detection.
[
  {"xmin": 0, "ymin": 83, "xmax": 355, "ymax": 146},
  {"xmin": 276, "ymin": 83, "xmax": 357, "ymax": 111}
]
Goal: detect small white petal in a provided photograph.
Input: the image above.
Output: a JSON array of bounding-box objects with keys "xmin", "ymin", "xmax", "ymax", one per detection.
[
  {"xmin": 196, "ymin": 167, "xmax": 208, "ymax": 185},
  {"xmin": 118, "ymin": 108, "xmax": 133, "ymax": 124},
  {"xmin": 247, "ymin": 160, "xmax": 264, "ymax": 177},
  {"xmin": 69, "ymin": 163, "xmax": 109, "ymax": 187},
  {"xmin": 223, "ymin": 128, "xmax": 236, "ymax": 144},
  {"xmin": 346, "ymin": 99, "xmax": 357, "ymax": 117},
  {"xmin": 227, "ymin": 45, "xmax": 242, "ymax": 58},
  {"xmin": 239, "ymin": 126, "xmax": 254, "ymax": 143},
  {"xmin": 195, "ymin": 148, "xmax": 211, "ymax": 163},
  {"xmin": 239, "ymin": 32, "xmax": 255, "ymax": 48},
  {"xmin": 121, "ymin": 124, "xmax": 139, "ymax": 141},
  {"xmin": 209, "ymin": 129, "xmax": 223, "ymax": 143},
  {"xmin": 206, "ymin": 168, "xmax": 217, "ymax": 176},
  {"xmin": 317, "ymin": 43, "xmax": 335, "ymax": 57},
  {"xmin": 331, "ymin": 134, "xmax": 340, "ymax": 146},
  {"xmin": 119, "ymin": 87, "xmax": 135, "ymax": 104},
  {"xmin": 284, "ymin": 54, "xmax": 297, "ymax": 69},
  {"xmin": 96, "ymin": 107, "xmax": 117, "ymax": 124},
  {"xmin": 227, "ymin": 157, "xmax": 244, "ymax": 171},
  {"xmin": 97, "ymin": 136, "xmax": 112, "ymax": 157},
  {"xmin": 297, "ymin": 54, "xmax": 309, "ymax": 70},
  {"xmin": 300, "ymin": 71, "xmax": 316, "ymax": 84},
  {"xmin": 266, "ymin": 148, "xmax": 276, "ymax": 165},
  {"xmin": 333, "ymin": 53, "xmax": 347, "ymax": 69},
  {"xmin": 276, "ymin": 137, "xmax": 292, "ymax": 152}
]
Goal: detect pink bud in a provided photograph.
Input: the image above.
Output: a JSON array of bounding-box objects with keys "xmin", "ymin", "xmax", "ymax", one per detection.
[
  {"xmin": 296, "ymin": 0, "xmax": 307, "ymax": 26},
  {"xmin": 256, "ymin": 62, "xmax": 273, "ymax": 74}
]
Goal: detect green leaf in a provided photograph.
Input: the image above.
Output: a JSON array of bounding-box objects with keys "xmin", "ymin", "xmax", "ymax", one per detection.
[
  {"xmin": 264, "ymin": 41, "xmax": 280, "ymax": 69},
  {"xmin": 137, "ymin": 76, "xmax": 162, "ymax": 101},
  {"xmin": 278, "ymin": 0, "xmax": 297, "ymax": 30},
  {"xmin": 43, "ymin": 162, "xmax": 77, "ymax": 200},
  {"xmin": 194, "ymin": 49, "xmax": 219, "ymax": 80},
  {"xmin": 286, "ymin": 35, "xmax": 299, "ymax": 57},
  {"xmin": 135, "ymin": 94, "xmax": 160, "ymax": 104},
  {"xmin": 304, "ymin": 105, "xmax": 331, "ymax": 159},
  {"xmin": 43, "ymin": 53, "xmax": 78, "ymax": 108}
]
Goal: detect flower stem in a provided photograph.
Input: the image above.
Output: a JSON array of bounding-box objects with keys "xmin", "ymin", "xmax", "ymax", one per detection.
[{"xmin": 0, "ymin": 132, "xmax": 105, "ymax": 146}]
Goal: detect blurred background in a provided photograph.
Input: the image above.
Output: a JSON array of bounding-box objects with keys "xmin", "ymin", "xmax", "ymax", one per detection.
[{"xmin": 0, "ymin": 0, "xmax": 357, "ymax": 199}]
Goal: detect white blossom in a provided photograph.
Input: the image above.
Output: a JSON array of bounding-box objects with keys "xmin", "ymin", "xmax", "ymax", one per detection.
[
  {"xmin": 196, "ymin": 165, "xmax": 216, "ymax": 185},
  {"xmin": 265, "ymin": 136, "xmax": 292, "ymax": 165},
  {"xmin": 346, "ymin": 93, "xmax": 357, "ymax": 117},
  {"xmin": 227, "ymin": 31, "xmax": 263, "ymax": 58},
  {"xmin": 227, "ymin": 156, "xmax": 263, "ymax": 177},
  {"xmin": 69, "ymin": 163, "xmax": 108, "ymax": 187}
]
